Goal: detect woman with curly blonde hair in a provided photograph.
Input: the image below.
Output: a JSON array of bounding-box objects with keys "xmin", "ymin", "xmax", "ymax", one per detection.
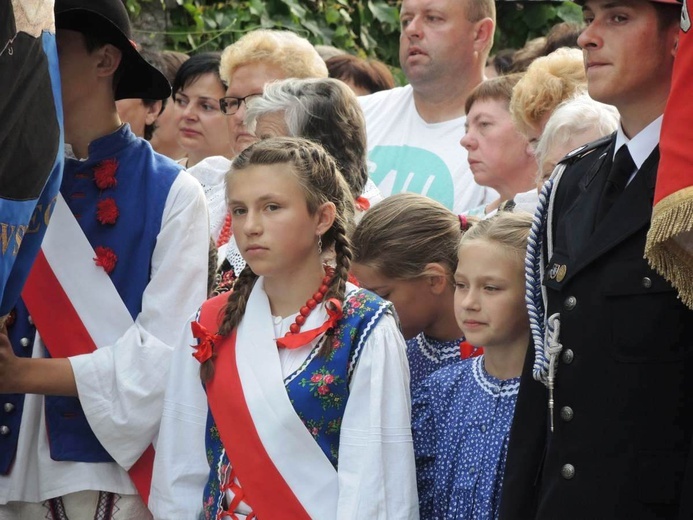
[{"xmin": 509, "ymin": 47, "xmax": 586, "ymax": 143}]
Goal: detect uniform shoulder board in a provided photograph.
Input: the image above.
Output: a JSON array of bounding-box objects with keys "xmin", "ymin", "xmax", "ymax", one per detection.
[{"xmin": 557, "ymin": 134, "xmax": 614, "ymax": 165}]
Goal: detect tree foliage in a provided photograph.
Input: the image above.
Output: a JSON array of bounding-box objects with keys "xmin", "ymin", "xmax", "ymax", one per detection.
[
  {"xmin": 494, "ymin": 1, "xmax": 582, "ymax": 51},
  {"xmin": 127, "ymin": 0, "xmax": 582, "ymax": 71}
]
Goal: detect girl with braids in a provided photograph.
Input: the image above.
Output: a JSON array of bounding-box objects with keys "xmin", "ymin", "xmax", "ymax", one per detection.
[
  {"xmin": 150, "ymin": 137, "xmax": 418, "ymax": 520},
  {"xmin": 412, "ymin": 212, "xmax": 532, "ymax": 519},
  {"xmin": 351, "ymin": 193, "xmax": 479, "ymax": 398}
]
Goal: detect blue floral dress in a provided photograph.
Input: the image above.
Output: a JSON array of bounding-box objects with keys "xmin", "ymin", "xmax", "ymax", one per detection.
[{"xmin": 412, "ymin": 355, "xmax": 520, "ymax": 519}]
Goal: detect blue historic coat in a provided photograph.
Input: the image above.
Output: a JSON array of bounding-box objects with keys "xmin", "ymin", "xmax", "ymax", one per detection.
[{"xmin": 1, "ymin": 125, "xmax": 181, "ymax": 474}]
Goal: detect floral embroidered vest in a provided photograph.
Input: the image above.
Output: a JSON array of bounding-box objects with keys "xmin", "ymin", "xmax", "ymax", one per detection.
[{"xmin": 202, "ymin": 288, "xmax": 391, "ymax": 519}]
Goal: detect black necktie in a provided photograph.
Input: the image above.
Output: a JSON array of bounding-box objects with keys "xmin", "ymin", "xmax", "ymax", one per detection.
[{"xmin": 596, "ymin": 145, "xmax": 636, "ymax": 223}]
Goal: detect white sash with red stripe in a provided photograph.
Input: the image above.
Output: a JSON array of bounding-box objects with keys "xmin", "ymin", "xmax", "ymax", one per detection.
[
  {"xmin": 25, "ymin": 193, "xmax": 132, "ymax": 348},
  {"xmin": 22, "ymin": 193, "xmax": 154, "ymax": 502},
  {"xmin": 207, "ymin": 279, "xmax": 339, "ymax": 518}
]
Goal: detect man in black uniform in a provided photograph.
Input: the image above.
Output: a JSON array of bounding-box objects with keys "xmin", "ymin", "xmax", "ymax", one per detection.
[{"xmin": 499, "ymin": 0, "xmax": 693, "ymax": 518}]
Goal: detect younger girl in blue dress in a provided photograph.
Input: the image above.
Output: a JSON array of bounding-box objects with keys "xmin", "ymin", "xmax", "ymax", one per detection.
[
  {"xmin": 351, "ymin": 193, "xmax": 476, "ymax": 396},
  {"xmin": 412, "ymin": 212, "xmax": 532, "ymax": 519}
]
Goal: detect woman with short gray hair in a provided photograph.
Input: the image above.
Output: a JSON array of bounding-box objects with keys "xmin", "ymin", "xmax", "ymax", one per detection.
[
  {"xmin": 535, "ymin": 94, "xmax": 619, "ymax": 189},
  {"xmin": 245, "ymin": 77, "xmax": 379, "ymax": 209},
  {"xmin": 214, "ymin": 78, "xmax": 382, "ymax": 292}
]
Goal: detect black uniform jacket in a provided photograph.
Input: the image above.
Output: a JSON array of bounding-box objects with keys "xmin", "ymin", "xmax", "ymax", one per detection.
[{"xmin": 499, "ymin": 135, "xmax": 693, "ymax": 520}]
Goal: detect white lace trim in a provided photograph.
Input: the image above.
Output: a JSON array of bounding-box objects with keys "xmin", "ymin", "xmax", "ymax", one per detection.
[
  {"xmin": 186, "ymin": 155, "xmax": 231, "ymax": 241},
  {"xmin": 225, "ymin": 236, "xmax": 247, "ymax": 276},
  {"xmin": 471, "ymin": 356, "xmax": 520, "ymax": 398},
  {"xmin": 361, "ymin": 178, "xmax": 383, "ymax": 206},
  {"xmin": 415, "ymin": 334, "xmax": 460, "ymax": 363}
]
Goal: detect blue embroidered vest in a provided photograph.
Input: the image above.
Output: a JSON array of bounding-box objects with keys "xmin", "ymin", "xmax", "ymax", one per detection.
[
  {"xmin": 201, "ymin": 289, "xmax": 392, "ymax": 520},
  {"xmin": 1, "ymin": 125, "xmax": 181, "ymax": 474}
]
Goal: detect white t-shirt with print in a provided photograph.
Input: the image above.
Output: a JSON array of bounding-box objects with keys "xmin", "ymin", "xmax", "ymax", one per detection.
[{"xmin": 360, "ymin": 85, "xmax": 494, "ymax": 214}]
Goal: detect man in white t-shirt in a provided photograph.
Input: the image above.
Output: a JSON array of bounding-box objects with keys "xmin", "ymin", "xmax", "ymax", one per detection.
[{"xmin": 360, "ymin": 0, "xmax": 496, "ymax": 214}]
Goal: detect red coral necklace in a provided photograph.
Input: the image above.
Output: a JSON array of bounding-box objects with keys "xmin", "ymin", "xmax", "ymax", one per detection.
[
  {"xmin": 285, "ymin": 266, "xmax": 333, "ymax": 335},
  {"xmin": 216, "ymin": 213, "xmax": 232, "ymax": 248},
  {"xmin": 276, "ymin": 265, "xmax": 343, "ymax": 350}
]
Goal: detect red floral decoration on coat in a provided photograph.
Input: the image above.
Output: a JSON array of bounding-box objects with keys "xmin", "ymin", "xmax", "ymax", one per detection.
[
  {"xmin": 93, "ymin": 158, "xmax": 119, "ymax": 190},
  {"xmin": 96, "ymin": 197, "xmax": 119, "ymax": 225},
  {"xmin": 94, "ymin": 246, "xmax": 118, "ymax": 274}
]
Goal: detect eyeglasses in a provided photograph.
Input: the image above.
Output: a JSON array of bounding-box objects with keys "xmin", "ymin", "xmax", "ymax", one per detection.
[{"xmin": 219, "ymin": 94, "xmax": 262, "ymax": 115}]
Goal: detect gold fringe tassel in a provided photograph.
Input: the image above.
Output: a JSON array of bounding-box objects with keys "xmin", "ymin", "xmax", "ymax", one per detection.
[{"xmin": 645, "ymin": 187, "xmax": 693, "ymax": 310}]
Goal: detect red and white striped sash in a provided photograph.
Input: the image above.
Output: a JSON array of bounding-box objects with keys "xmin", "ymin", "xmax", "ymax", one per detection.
[
  {"xmin": 202, "ymin": 280, "xmax": 339, "ymax": 518},
  {"xmin": 21, "ymin": 193, "xmax": 155, "ymax": 503}
]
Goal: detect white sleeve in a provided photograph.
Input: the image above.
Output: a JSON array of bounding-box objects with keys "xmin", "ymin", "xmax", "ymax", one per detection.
[
  {"xmin": 68, "ymin": 171, "xmax": 209, "ymax": 469},
  {"xmin": 336, "ymin": 312, "xmax": 420, "ymax": 519},
  {"xmin": 149, "ymin": 313, "xmax": 209, "ymax": 520}
]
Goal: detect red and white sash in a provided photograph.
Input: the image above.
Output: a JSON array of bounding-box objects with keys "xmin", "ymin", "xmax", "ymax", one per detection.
[
  {"xmin": 21, "ymin": 193, "xmax": 155, "ymax": 503},
  {"xmin": 203, "ymin": 279, "xmax": 339, "ymax": 519}
]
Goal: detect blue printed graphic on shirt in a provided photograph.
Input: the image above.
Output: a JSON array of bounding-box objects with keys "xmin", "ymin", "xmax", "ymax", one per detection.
[{"xmin": 369, "ymin": 145, "xmax": 455, "ymax": 210}]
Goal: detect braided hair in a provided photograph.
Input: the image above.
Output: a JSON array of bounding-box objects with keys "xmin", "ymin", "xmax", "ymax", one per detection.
[{"xmin": 200, "ymin": 137, "xmax": 354, "ymax": 382}]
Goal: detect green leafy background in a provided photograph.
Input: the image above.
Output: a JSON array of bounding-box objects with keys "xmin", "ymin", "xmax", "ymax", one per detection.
[{"xmin": 128, "ymin": 0, "xmax": 583, "ymax": 84}]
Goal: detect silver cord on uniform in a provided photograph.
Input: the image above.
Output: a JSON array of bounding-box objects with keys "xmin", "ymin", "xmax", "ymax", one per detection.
[{"xmin": 526, "ymin": 163, "xmax": 567, "ymax": 431}]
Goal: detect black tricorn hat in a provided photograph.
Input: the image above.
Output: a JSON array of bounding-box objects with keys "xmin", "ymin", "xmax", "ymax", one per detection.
[{"xmin": 55, "ymin": 0, "xmax": 171, "ymax": 100}]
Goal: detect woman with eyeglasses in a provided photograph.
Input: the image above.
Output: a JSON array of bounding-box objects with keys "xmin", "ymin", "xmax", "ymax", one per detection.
[
  {"xmin": 183, "ymin": 30, "xmax": 329, "ymax": 276},
  {"xmin": 218, "ymin": 30, "xmax": 329, "ymax": 156},
  {"xmin": 172, "ymin": 52, "xmax": 233, "ymax": 168}
]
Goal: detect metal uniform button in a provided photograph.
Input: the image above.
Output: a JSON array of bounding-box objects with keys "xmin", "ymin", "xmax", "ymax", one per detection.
[
  {"xmin": 562, "ymin": 349, "xmax": 574, "ymax": 364},
  {"xmin": 27, "ymin": 315, "xmax": 33, "ymax": 325},
  {"xmin": 469, "ymin": 466, "xmax": 476, "ymax": 474},
  {"xmin": 560, "ymin": 406, "xmax": 574, "ymax": 422},
  {"xmin": 20, "ymin": 337, "xmax": 30, "ymax": 348},
  {"xmin": 3, "ymin": 403, "xmax": 14, "ymax": 413},
  {"xmin": 561, "ymin": 464, "xmax": 575, "ymax": 480},
  {"xmin": 480, "ymin": 424, "xmax": 487, "ymax": 433},
  {"xmin": 642, "ymin": 277, "xmax": 652, "ymax": 289},
  {"xmin": 564, "ymin": 296, "xmax": 577, "ymax": 310},
  {"xmin": 0, "ymin": 426, "xmax": 9, "ymax": 436}
]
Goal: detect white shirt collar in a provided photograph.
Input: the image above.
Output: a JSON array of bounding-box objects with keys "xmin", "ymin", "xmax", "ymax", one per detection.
[{"xmin": 614, "ymin": 115, "xmax": 662, "ymax": 170}]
